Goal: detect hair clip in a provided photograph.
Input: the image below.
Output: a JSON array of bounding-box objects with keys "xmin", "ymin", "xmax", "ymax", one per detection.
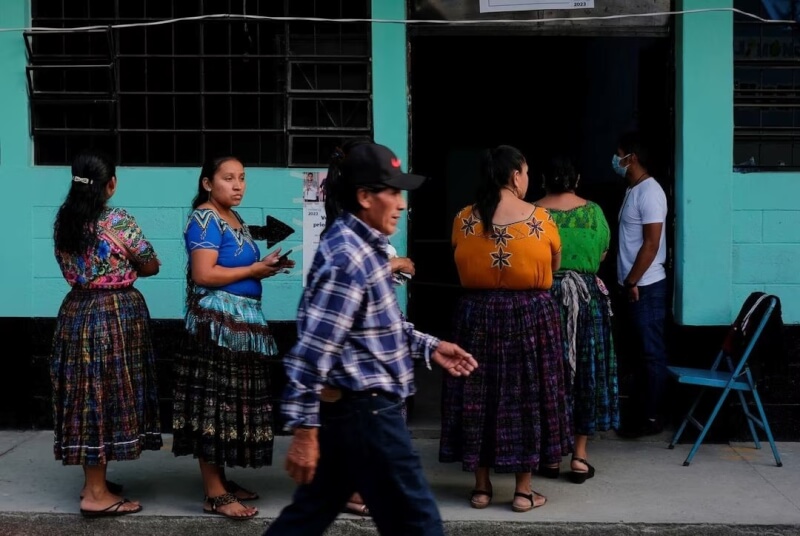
[
  {"xmin": 72, "ymin": 176, "xmax": 93, "ymax": 185},
  {"xmin": 331, "ymin": 147, "xmax": 345, "ymax": 160}
]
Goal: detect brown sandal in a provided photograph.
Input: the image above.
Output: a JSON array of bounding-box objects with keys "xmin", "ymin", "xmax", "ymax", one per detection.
[
  {"xmin": 511, "ymin": 490, "xmax": 546, "ymax": 513},
  {"xmin": 225, "ymin": 480, "xmax": 259, "ymax": 501},
  {"xmin": 469, "ymin": 489, "xmax": 493, "ymax": 509},
  {"xmin": 203, "ymin": 492, "xmax": 258, "ymax": 520}
]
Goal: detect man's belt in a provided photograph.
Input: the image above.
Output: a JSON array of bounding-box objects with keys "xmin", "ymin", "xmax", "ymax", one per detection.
[{"xmin": 319, "ymin": 385, "xmax": 342, "ymax": 403}]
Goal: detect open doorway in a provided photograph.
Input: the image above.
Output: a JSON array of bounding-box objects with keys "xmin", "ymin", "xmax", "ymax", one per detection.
[{"xmin": 405, "ymin": 34, "xmax": 674, "ymax": 427}]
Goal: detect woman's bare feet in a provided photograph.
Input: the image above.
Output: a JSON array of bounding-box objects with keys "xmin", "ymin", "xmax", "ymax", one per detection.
[
  {"xmin": 511, "ymin": 489, "xmax": 546, "ymax": 512},
  {"xmin": 203, "ymin": 494, "xmax": 258, "ymax": 519},
  {"xmin": 224, "ymin": 480, "xmax": 259, "ymax": 501}
]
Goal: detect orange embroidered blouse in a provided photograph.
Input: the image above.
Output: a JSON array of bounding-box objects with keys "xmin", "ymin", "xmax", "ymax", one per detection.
[{"xmin": 452, "ymin": 204, "xmax": 561, "ymax": 290}]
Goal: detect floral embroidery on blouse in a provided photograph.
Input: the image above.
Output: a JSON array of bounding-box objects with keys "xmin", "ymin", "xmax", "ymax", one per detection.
[{"xmin": 55, "ymin": 207, "xmax": 157, "ymax": 289}]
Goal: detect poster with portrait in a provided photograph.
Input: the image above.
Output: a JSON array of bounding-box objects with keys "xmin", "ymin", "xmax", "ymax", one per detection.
[{"xmin": 302, "ymin": 171, "xmax": 327, "ymax": 285}]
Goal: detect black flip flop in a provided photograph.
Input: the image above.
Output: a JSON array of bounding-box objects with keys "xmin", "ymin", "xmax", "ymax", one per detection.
[{"xmin": 80, "ymin": 498, "xmax": 141, "ymax": 518}]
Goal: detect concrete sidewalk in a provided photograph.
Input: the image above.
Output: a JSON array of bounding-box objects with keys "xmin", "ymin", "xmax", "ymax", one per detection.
[{"xmin": 1, "ymin": 430, "xmax": 799, "ymax": 535}]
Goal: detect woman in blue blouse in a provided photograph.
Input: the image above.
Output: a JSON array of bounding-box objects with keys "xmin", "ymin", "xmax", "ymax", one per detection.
[{"xmin": 172, "ymin": 156, "xmax": 294, "ymax": 520}]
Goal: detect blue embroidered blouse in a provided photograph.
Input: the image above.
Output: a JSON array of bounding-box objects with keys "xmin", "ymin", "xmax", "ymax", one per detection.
[{"xmin": 184, "ymin": 208, "xmax": 262, "ymax": 298}]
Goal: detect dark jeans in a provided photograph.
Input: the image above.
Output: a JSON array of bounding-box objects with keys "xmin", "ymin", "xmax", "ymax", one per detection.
[
  {"xmin": 263, "ymin": 391, "xmax": 444, "ymax": 536},
  {"xmin": 627, "ymin": 278, "xmax": 668, "ymax": 421}
]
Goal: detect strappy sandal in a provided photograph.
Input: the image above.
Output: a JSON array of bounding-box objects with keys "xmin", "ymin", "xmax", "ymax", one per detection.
[
  {"xmin": 469, "ymin": 489, "xmax": 493, "ymax": 509},
  {"xmin": 79, "ymin": 480, "xmax": 123, "ymax": 500},
  {"xmin": 511, "ymin": 490, "xmax": 546, "ymax": 513},
  {"xmin": 569, "ymin": 456, "xmax": 596, "ymax": 484},
  {"xmin": 80, "ymin": 498, "xmax": 142, "ymax": 518},
  {"xmin": 203, "ymin": 492, "xmax": 258, "ymax": 520},
  {"xmin": 225, "ymin": 480, "xmax": 259, "ymax": 501},
  {"xmin": 342, "ymin": 501, "xmax": 371, "ymax": 516}
]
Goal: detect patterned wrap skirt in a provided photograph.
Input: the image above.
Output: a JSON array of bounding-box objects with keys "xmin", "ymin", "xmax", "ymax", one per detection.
[
  {"xmin": 439, "ymin": 289, "xmax": 574, "ymax": 473},
  {"xmin": 172, "ymin": 289, "xmax": 276, "ymax": 468},
  {"xmin": 551, "ymin": 272, "xmax": 620, "ymax": 435},
  {"xmin": 50, "ymin": 287, "xmax": 163, "ymax": 466}
]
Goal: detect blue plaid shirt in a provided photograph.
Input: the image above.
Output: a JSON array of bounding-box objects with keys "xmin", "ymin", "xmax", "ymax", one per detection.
[{"xmin": 281, "ymin": 212, "xmax": 440, "ymax": 429}]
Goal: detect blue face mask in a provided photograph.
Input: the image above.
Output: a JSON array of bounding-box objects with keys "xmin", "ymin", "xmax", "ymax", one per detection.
[{"xmin": 612, "ymin": 153, "xmax": 631, "ymax": 177}]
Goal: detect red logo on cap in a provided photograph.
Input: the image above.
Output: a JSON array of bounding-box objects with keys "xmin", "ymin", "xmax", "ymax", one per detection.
[{"xmin": 390, "ymin": 157, "xmax": 401, "ymax": 168}]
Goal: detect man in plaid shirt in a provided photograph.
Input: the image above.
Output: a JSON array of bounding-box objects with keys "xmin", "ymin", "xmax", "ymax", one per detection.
[{"xmin": 265, "ymin": 143, "xmax": 477, "ymax": 536}]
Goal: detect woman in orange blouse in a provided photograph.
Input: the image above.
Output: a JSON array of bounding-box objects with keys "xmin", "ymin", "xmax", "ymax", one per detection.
[{"xmin": 439, "ymin": 145, "xmax": 573, "ymax": 513}]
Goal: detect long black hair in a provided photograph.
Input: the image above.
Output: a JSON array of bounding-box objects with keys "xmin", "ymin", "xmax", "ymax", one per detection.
[
  {"xmin": 53, "ymin": 149, "xmax": 116, "ymax": 255},
  {"xmin": 191, "ymin": 155, "xmax": 241, "ymax": 210},
  {"xmin": 542, "ymin": 155, "xmax": 579, "ymax": 194},
  {"xmin": 474, "ymin": 145, "xmax": 526, "ymax": 232},
  {"xmin": 185, "ymin": 155, "xmax": 241, "ymax": 307},
  {"xmin": 322, "ymin": 137, "xmax": 374, "ymax": 235}
]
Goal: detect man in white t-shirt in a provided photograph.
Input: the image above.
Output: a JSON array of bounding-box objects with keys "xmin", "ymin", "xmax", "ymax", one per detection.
[{"xmin": 612, "ymin": 131, "xmax": 668, "ymax": 438}]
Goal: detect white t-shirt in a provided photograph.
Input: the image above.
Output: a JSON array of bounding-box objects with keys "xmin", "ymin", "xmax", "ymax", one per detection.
[
  {"xmin": 617, "ymin": 177, "xmax": 667, "ymax": 286},
  {"xmin": 304, "ymin": 185, "xmax": 318, "ymax": 202}
]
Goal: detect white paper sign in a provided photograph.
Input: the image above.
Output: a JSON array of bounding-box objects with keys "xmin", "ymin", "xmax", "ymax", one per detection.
[
  {"xmin": 479, "ymin": 0, "xmax": 593, "ymax": 13},
  {"xmin": 302, "ymin": 171, "xmax": 327, "ymax": 286}
]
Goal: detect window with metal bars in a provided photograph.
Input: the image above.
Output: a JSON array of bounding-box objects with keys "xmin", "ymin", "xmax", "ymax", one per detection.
[
  {"xmin": 26, "ymin": 0, "xmax": 373, "ymax": 167},
  {"xmin": 733, "ymin": 0, "xmax": 800, "ymax": 171}
]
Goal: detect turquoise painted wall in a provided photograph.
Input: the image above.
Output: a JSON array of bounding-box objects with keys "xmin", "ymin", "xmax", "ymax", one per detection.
[
  {"xmin": 4, "ymin": 0, "xmax": 797, "ymax": 324},
  {"xmin": 732, "ymin": 173, "xmax": 800, "ymax": 323},
  {"xmin": 676, "ymin": 0, "xmax": 800, "ymax": 325},
  {"xmin": 0, "ymin": 0, "xmax": 410, "ymax": 320},
  {"xmin": 675, "ymin": 0, "xmax": 734, "ymax": 326}
]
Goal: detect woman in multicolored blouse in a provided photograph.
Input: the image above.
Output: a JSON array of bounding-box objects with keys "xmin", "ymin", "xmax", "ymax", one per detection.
[
  {"xmin": 51, "ymin": 149, "xmax": 162, "ymax": 518},
  {"xmin": 171, "ymin": 156, "xmax": 294, "ymax": 520},
  {"xmin": 535, "ymin": 156, "xmax": 619, "ymax": 484},
  {"xmin": 440, "ymin": 145, "xmax": 573, "ymax": 513}
]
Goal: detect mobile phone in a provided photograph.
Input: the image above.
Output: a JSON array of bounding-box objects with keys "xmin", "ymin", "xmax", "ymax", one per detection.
[{"xmin": 278, "ymin": 248, "xmax": 294, "ymax": 262}]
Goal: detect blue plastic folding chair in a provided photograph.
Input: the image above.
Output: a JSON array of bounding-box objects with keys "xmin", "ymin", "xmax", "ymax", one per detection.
[{"xmin": 667, "ymin": 292, "xmax": 783, "ymax": 466}]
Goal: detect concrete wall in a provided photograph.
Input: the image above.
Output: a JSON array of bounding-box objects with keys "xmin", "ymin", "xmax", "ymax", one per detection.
[
  {"xmin": 733, "ymin": 173, "xmax": 800, "ymax": 323},
  {"xmin": 2, "ymin": 0, "xmax": 798, "ymax": 325},
  {"xmin": 0, "ymin": 0, "xmax": 410, "ymax": 320},
  {"xmin": 675, "ymin": 0, "xmax": 800, "ymax": 325}
]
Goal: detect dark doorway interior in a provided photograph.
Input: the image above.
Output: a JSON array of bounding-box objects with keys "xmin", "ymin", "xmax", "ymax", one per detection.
[{"xmin": 405, "ymin": 34, "xmax": 674, "ymax": 428}]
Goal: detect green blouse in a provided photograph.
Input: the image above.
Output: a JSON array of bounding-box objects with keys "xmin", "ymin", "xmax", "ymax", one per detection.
[{"xmin": 549, "ymin": 201, "xmax": 610, "ymax": 274}]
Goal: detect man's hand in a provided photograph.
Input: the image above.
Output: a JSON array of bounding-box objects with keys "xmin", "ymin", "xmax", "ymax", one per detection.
[
  {"xmin": 389, "ymin": 257, "xmax": 415, "ymax": 276},
  {"xmin": 627, "ymin": 285, "xmax": 639, "ymax": 303},
  {"xmin": 432, "ymin": 341, "xmax": 477, "ymax": 377},
  {"xmin": 285, "ymin": 427, "xmax": 320, "ymax": 485}
]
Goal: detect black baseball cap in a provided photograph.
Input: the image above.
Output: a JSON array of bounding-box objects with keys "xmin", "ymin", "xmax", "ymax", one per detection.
[{"xmin": 341, "ymin": 143, "xmax": 427, "ymax": 191}]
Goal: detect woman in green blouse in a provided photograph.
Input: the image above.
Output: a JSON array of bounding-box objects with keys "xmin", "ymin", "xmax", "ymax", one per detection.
[{"xmin": 535, "ymin": 156, "xmax": 619, "ymax": 484}]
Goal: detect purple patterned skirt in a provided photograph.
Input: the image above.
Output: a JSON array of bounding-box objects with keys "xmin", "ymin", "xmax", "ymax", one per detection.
[{"xmin": 439, "ymin": 289, "xmax": 573, "ymax": 473}]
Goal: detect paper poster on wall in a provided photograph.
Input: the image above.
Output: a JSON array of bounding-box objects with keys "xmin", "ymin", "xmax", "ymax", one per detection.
[
  {"xmin": 302, "ymin": 171, "xmax": 327, "ymax": 286},
  {"xmin": 479, "ymin": 0, "xmax": 593, "ymax": 13}
]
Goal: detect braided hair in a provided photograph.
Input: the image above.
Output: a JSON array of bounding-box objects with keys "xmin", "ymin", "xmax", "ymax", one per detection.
[{"xmin": 474, "ymin": 145, "xmax": 526, "ymax": 233}]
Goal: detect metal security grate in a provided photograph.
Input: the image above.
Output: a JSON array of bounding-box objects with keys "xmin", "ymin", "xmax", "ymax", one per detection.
[
  {"xmin": 733, "ymin": 0, "xmax": 800, "ymax": 171},
  {"xmin": 27, "ymin": 0, "xmax": 373, "ymax": 166}
]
